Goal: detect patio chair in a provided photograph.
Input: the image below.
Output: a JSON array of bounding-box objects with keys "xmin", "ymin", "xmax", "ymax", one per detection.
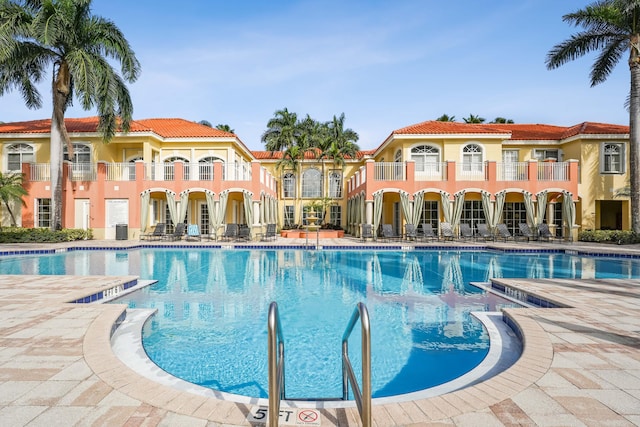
[
  {"xmin": 361, "ymin": 223, "xmax": 374, "ymax": 241},
  {"xmin": 186, "ymin": 224, "xmax": 201, "ymax": 241},
  {"xmin": 381, "ymin": 224, "xmax": 401, "ymax": 241},
  {"xmin": 496, "ymin": 223, "xmax": 514, "ymax": 242},
  {"xmin": 440, "ymin": 222, "xmax": 455, "ymax": 241},
  {"xmin": 236, "ymin": 224, "xmax": 251, "ymax": 241},
  {"xmin": 419, "ymin": 223, "xmax": 437, "ymax": 242},
  {"xmin": 459, "ymin": 223, "xmax": 475, "ymax": 241},
  {"xmin": 404, "ymin": 224, "xmax": 418, "ymax": 241},
  {"xmin": 537, "ymin": 223, "xmax": 556, "ymax": 242},
  {"xmin": 257, "ymin": 223, "xmax": 277, "ymax": 242},
  {"xmin": 140, "ymin": 223, "xmax": 166, "ymax": 241},
  {"xmin": 164, "ymin": 223, "xmax": 186, "ymax": 241},
  {"xmin": 518, "ymin": 223, "xmax": 535, "ymax": 242},
  {"xmin": 220, "ymin": 223, "xmax": 238, "ymax": 241},
  {"xmin": 476, "ymin": 223, "xmax": 495, "ymax": 241}
]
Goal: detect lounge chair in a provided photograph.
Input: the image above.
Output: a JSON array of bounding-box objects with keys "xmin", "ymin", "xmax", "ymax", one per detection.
[
  {"xmin": 236, "ymin": 225, "xmax": 251, "ymax": 241},
  {"xmin": 518, "ymin": 223, "xmax": 535, "ymax": 242},
  {"xmin": 186, "ymin": 224, "xmax": 201, "ymax": 241},
  {"xmin": 459, "ymin": 223, "xmax": 474, "ymax": 240},
  {"xmin": 257, "ymin": 223, "xmax": 277, "ymax": 242},
  {"xmin": 361, "ymin": 223, "xmax": 374, "ymax": 241},
  {"xmin": 381, "ymin": 224, "xmax": 401, "ymax": 241},
  {"xmin": 220, "ymin": 223, "xmax": 238, "ymax": 241},
  {"xmin": 476, "ymin": 223, "xmax": 494, "ymax": 241},
  {"xmin": 164, "ymin": 223, "xmax": 186, "ymax": 241},
  {"xmin": 538, "ymin": 223, "xmax": 555, "ymax": 242},
  {"xmin": 496, "ymin": 223, "xmax": 514, "ymax": 242},
  {"xmin": 141, "ymin": 223, "xmax": 165, "ymax": 241},
  {"xmin": 404, "ymin": 224, "xmax": 418, "ymax": 241},
  {"xmin": 440, "ymin": 222, "xmax": 455, "ymax": 241},
  {"xmin": 419, "ymin": 223, "xmax": 437, "ymax": 241}
]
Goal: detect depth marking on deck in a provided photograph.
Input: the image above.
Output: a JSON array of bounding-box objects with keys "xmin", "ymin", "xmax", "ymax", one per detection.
[{"xmin": 248, "ymin": 407, "xmax": 321, "ymax": 425}]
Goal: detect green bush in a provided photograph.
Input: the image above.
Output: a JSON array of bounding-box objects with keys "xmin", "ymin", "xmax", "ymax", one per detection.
[
  {"xmin": 0, "ymin": 227, "xmax": 93, "ymax": 243},
  {"xmin": 579, "ymin": 229, "xmax": 639, "ymax": 244}
]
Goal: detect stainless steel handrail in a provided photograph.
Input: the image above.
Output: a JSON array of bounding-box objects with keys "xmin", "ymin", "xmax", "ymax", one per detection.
[
  {"xmin": 268, "ymin": 302, "xmax": 285, "ymax": 427},
  {"xmin": 342, "ymin": 302, "xmax": 371, "ymax": 427}
]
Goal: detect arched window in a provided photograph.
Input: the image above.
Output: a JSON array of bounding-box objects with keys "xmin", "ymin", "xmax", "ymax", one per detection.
[
  {"xmin": 164, "ymin": 156, "xmax": 189, "ymax": 180},
  {"xmin": 199, "ymin": 156, "xmax": 221, "ymax": 180},
  {"xmin": 602, "ymin": 143, "xmax": 625, "ymax": 173},
  {"xmin": 64, "ymin": 143, "xmax": 93, "ymax": 181},
  {"xmin": 6, "ymin": 143, "xmax": 34, "ymax": 171},
  {"xmin": 302, "ymin": 168, "xmax": 321, "ymax": 198},
  {"xmin": 394, "ymin": 149, "xmax": 402, "ymax": 162},
  {"xmin": 462, "ymin": 143, "xmax": 483, "ymax": 173},
  {"xmin": 283, "ymin": 172, "xmax": 295, "ymax": 198},
  {"xmin": 328, "ymin": 171, "xmax": 342, "ymax": 198},
  {"xmin": 63, "ymin": 143, "xmax": 91, "ymax": 163},
  {"xmin": 411, "ymin": 145, "xmax": 440, "ymax": 174}
]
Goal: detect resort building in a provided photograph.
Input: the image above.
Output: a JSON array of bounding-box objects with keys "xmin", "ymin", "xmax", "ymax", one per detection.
[{"xmin": 0, "ymin": 117, "xmax": 629, "ymax": 240}]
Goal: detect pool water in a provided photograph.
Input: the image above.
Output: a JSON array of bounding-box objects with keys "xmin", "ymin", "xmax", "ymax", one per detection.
[{"xmin": 2, "ymin": 248, "xmax": 639, "ymax": 399}]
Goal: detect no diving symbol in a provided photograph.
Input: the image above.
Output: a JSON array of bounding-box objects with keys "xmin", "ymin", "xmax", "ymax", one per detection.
[{"xmin": 297, "ymin": 409, "xmax": 320, "ymax": 425}]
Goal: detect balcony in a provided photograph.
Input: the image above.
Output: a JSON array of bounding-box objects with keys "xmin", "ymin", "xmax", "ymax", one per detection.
[{"xmin": 348, "ymin": 159, "xmax": 578, "ymax": 198}]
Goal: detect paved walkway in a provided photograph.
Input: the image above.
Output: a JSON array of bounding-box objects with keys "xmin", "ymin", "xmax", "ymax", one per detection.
[{"xmin": 0, "ymin": 238, "xmax": 639, "ymax": 426}]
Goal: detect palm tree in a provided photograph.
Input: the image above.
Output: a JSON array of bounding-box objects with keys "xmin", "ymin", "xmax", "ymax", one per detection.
[
  {"xmin": 0, "ymin": 0, "xmax": 140, "ymax": 231},
  {"xmin": 0, "ymin": 171, "xmax": 28, "ymax": 227},
  {"xmin": 491, "ymin": 117, "xmax": 515, "ymax": 124},
  {"xmin": 436, "ymin": 114, "xmax": 456, "ymax": 122},
  {"xmin": 215, "ymin": 123, "xmax": 235, "ymax": 133},
  {"xmin": 546, "ymin": 0, "xmax": 640, "ymax": 233},
  {"xmin": 463, "ymin": 114, "xmax": 486, "ymax": 123},
  {"xmin": 198, "ymin": 120, "xmax": 212, "ymax": 127}
]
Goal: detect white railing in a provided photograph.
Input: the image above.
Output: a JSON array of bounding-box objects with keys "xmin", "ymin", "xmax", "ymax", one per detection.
[
  {"xmin": 30, "ymin": 163, "xmax": 50, "ymax": 181},
  {"xmin": 414, "ymin": 162, "xmax": 447, "ymax": 181},
  {"xmin": 224, "ymin": 163, "xmax": 252, "ymax": 181},
  {"xmin": 497, "ymin": 162, "xmax": 528, "ymax": 181},
  {"xmin": 197, "ymin": 163, "xmax": 214, "ymax": 181},
  {"xmin": 373, "ymin": 162, "xmax": 405, "ymax": 181},
  {"xmin": 538, "ymin": 162, "xmax": 568, "ymax": 181},
  {"xmin": 106, "ymin": 163, "xmax": 136, "ymax": 181},
  {"xmin": 67, "ymin": 163, "xmax": 97, "ymax": 181},
  {"xmin": 456, "ymin": 162, "xmax": 486, "ymax": 181}
]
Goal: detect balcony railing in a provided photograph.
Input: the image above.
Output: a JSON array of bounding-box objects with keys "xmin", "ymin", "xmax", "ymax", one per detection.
[
  {"xmin": 497, "ymin": 162, "xmax": 528, "ymax": 181},
  {"xmin": 106, "ymin": 163, "xmax": 136, "ymax": 181},
  {"xmin": 456, "ymin": 162, "xmax": 486, "ymax": 181},
  {"xmin": 374, "ymin": 162, "xmax": 405, "ymax": 181},
  {"xmin": 67, "ymin": 163, "xmax": 96, "ymax": 181},
  {"xmin": 538, "ymin": 162, "xmax": 568, "ymax": 181},
  {"xmin": 30, "ymin": 163, "xmax": 50, "ymax": 181},
  {"xmin": 224, "ymin": 163, "xmax": 252, "ymax": 181},
  {"xmin": 414, "ymin": 162, "xmax": 447, "ymax": 181}
]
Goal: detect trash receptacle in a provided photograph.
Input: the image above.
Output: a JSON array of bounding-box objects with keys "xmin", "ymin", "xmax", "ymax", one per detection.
[{"xmin": 116, "ymin": 224, "xmax": 128, "ymax": 240}]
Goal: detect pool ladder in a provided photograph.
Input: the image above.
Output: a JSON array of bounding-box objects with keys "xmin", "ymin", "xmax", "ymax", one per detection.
[{"xmin": 268, "ymin": 301, "xmax": 371, "ymax": 427}]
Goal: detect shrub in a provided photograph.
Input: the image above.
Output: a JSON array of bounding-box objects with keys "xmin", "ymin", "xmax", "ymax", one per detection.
[
  {"xmin": 0, "ymin": 227, "xmax": 93, "ymax": 243},
  {"xmin": 578, "ymin": 229, "xmax": 639, "ymax": 244}
]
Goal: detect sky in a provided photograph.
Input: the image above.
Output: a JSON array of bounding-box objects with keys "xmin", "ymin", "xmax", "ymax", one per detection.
[{"xmin": 0, "ymin": 0, "xmax": 630, "ymax": 151}]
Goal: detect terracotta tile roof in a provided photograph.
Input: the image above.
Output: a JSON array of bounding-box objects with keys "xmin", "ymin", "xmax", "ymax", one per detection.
[
  {"xmin": 0, "ymin": 117, "xmax": 235, "ymax": 138},
  {"xmin": 390, "ymin": 120, "xmax": 629, "ymax": 141}
]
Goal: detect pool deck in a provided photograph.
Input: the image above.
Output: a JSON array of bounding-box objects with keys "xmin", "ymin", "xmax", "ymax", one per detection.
[{"xmin": 0, "ymin": 237, "xmax": 639, "ymax": 426}]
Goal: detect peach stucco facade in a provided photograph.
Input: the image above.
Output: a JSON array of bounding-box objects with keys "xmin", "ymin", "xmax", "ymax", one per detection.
[{"xmin": 0, "ymin": 117, "xmax": 630, "ymax": 240}]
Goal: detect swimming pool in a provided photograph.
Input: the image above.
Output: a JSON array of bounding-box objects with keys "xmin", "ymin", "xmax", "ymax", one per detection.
[{"xmin": 2, "ymin": 247, "xmax": 639, "ymax": 400}]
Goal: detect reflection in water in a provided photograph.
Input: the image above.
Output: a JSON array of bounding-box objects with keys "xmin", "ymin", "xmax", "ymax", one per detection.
[{"xmin": 2, "ymin": 248, "xmax": 640, "ymax": 398}]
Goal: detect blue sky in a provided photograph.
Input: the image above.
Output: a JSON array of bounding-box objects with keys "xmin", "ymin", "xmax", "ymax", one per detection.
[{"xmin": 0, "ymin": 0, "xmax": 630, "ymax": 150}]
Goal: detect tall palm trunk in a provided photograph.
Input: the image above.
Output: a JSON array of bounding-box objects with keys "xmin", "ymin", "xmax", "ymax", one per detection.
[
  {"xmin": 50, "ymin": 61, "xmax": 72, "ymax": 231},
  {"xmin": 630, "ymin": 33, "xmax": 640, "ymax": 234}
]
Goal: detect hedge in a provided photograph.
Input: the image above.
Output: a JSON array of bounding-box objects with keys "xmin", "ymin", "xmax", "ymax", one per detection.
[
  {"xmin": 0, "ymin": 227, "xmax": 93, "ymax": 243},
  {"xmin": 578, "ymin": 229, "xmax": 640, "ymax": 245}
]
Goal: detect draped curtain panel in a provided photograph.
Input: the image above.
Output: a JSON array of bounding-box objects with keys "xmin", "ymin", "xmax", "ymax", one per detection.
[
  {"xmin": 217, "ymin": 190, "xmax": 229, "ymax": 228},
  {"xmin": 493, "ymin": 191, "xmax": 506, "ymax": 228},
  {"xmin": 165, "ymin": 190, "xmax": 177, "ymax": 225},
  {"xmin": 452, "ymin": 191, "xmax": 465, "ymax": 229},
  {"xmin": 373, "ymin": 191, "xmax": 383, "ymax": 241},
  {"xmin": 205, "ymin": 190, "xmax": 217, "ymax": 232},
  {"xmin": 535, "ymin": 190, "xmax": 548, "ymax": 228},
  {"xmin": 523, "ymin": 191, "xmax": 535, "ymax": 226},
  {"xmin": 399, "ymin": 191, "xmax": 411, "ymax": 225},
  {"xmin": 481, "ymin": 191, "xmax": 493, "ymax": 228},
  {"xmin": 243, "ymin": 191, "xmax": 253, "ymax": 227},
  {"xmin": 440, "ymin": 191, "xmax": 452, "ymax": 224},
  {"xmin": 140, "ymin": 190, "xmax": 150, "ymax": 232},
  {"xmin": 178, "ymin": 191, "xmax": 189, "ymax": 224},
  {"xmin": 412, "ymin": 190, "xmax": 425, "ymax": 226}
]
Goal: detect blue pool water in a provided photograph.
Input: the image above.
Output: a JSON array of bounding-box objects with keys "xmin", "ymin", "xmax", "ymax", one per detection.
[{"xmin": 2, "ymin": 248, "xmax": 640, "ymax": 399}]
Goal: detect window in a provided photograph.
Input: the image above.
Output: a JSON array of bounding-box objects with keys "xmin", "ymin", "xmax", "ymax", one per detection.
[
  {"xmin": 502, "ymin": 202, "xmax": 526, "ymax": 236},
  {"xmin": 283, "ymin": 172, "xmax": 295, "ymax": 198},
  {"xmin": 394, "ymin": 149, "xmax": 402, "ymax": 163},
  {"xmin": 462, "ymin": 144, "xmax": 483, "ymax": 172},
  {"xmin": 283, "ymin": 205, "xmax": 294, "ymax": 227},
  {"xmin": 6, "ymin": 143, "xmax": 34, "ymax": 171},
  {"xmin": 420, "ymin": 201, "xmax": 439, "ymax": 230},
  {"xmin": 411, "ymin": 145, "xmax": 440, "ymax": 173},
  {"xmin": 36, "ymin": 198, "xmax": 51, "ymax": 228},
  {"xmin": 63, "ymin": 143, "xmax": 94, "ymax": 181},
  {"xmin": 601, "ymin": 143, "xmax": 625, "ymax": 174},
  {"xmin": 165, "ymin": 156, "xmax": 189, "ymax": 180},
  {"xmin": 330, "ymin": 205, "xmax": 341, "ymax": 226},
  {"xmin": 199, "ymin": 156, "xmax": 220, "ymax": 181},
  {"xmin": 460, "ymin": 200, "xmax": 486, "ymax": 231},
  {"xmin": 533, "ymin": 149, "xmax": 560, "ymax": 161},
  {"xmin": 200, "ymin": 204, "xmax": 210, "ymax": 235},
  {"xmin": 63, "ymin": 143, "xmax": 91, "ymax": 163},
  {"xmin": 328, "ymin": 171, "xmax": 342, "ymax": 198},
  {"xmin": 302, "ymin": 168, "xmax": 321, "ymax": 198}
]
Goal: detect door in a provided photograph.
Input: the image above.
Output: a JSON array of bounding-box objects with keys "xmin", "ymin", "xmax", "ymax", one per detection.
[
  {"xmin": 74, "ymin": 199, "xmax": 90, "ymax": 230},
  {"xmin": 502, "ymin": 150, "xmax": 519, "ymax": 180}
]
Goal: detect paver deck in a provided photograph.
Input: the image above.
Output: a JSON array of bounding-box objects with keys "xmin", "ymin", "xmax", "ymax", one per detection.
[{"xmin": 0, "ymin": 237, "xmax": 639, "ymax": 426}]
